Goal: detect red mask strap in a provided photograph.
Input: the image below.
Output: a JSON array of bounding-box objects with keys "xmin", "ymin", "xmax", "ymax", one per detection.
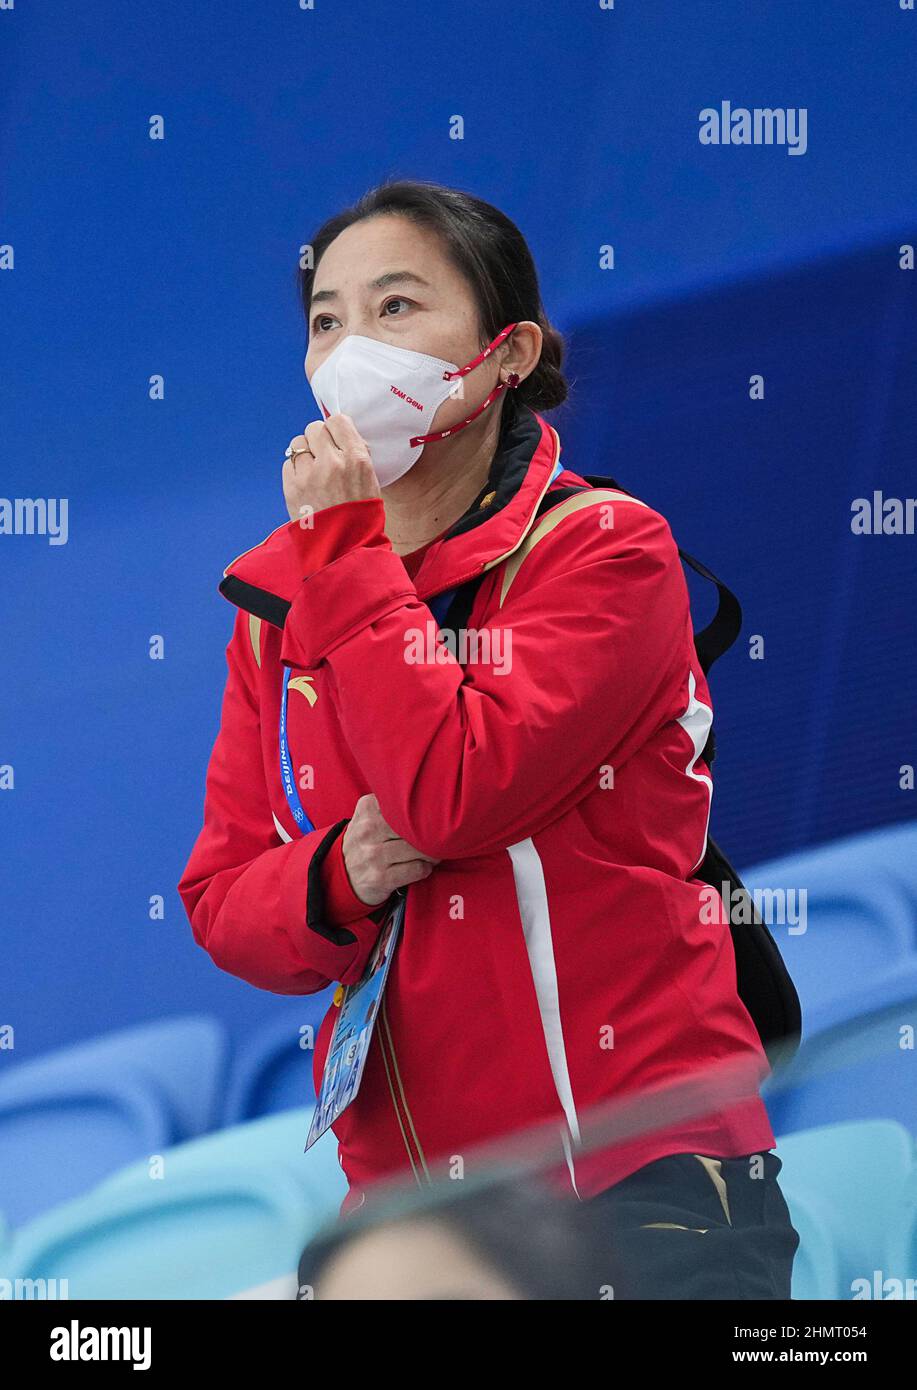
[
  {"xmin": 442, "ymin": 322, "xmax": 518, "ymax": 382},
  {"xmin": 410, "ymin": 323, "xmax": 520, "ymax": 447}
]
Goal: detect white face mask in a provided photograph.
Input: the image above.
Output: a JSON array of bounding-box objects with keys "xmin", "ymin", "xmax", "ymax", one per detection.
[{"xmin": 307, "ymin": 323, "xmax": 519, "ymax": 487}]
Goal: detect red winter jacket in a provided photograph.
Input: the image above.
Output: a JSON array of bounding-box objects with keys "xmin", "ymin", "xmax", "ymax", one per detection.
[{"xmin": 178, "ymin": 404, "xmax": 776, "ymax": 1210}]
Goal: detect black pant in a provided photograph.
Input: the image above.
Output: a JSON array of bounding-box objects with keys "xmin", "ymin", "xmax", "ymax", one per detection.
[{"xmin": 587, "ymin": 1150, "xmax": 800, "ymax": 1299}]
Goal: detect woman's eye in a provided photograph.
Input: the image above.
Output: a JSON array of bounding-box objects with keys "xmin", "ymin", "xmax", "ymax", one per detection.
[
  {"xmin": 312, "ymin": 314, "xmax": 339, "ymax": 333},
  {"xmin": 382, "ymin": 297, "xmax": 412, "ymax": 317}
]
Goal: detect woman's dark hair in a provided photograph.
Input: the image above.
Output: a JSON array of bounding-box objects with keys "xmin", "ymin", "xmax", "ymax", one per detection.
[
  {"xmin": 298, "ymin": 179, "xmax": 568, "ymax": 414},
  {"xmin": 297, "ymin": 1176, "xmax": 617, "ymax": 1301}
]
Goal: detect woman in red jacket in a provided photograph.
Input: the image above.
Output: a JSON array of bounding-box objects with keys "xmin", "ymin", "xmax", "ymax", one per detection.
[{"xmin": 178, "ymin": 179, "xmax": 799, "ymax": 1299}]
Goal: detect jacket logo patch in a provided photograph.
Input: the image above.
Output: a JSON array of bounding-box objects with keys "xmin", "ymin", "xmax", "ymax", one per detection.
[{"xmin": 289, "ymin": 675, "xmax": 318, "ymax": 707}]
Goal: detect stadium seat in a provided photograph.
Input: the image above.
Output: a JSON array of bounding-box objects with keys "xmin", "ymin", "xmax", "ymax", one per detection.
[
  {"xmin": 884, "ymin": 1171, "xmax": 917, "ymax": 1294},
  {"xmin": 95, "ymin": 1105, "xmax": 345, "ymax": 1207},
  {"xmin": 777, "ymin": 1120, "xmax": 916, "ymax": 1299},
  {"xmin": 3, "ymin": 1169, "xmax": 312, "ymax": 1301},
  {"xmin": 740, "ymin": 822, "xmax": 917, "ymax": 1039},
  {"xmin": 780, "ymin": 1189, "xmax": 841, "ymax": 1300},
  {"xmin": 765, "ymin": 998, "xmax": 917, "ymax": 1137},
  {"xmin": 0, "ymin": 1016, "xmax": 228, "ymax": 1227},
  {"xmin": 221, "ymin": 994, "xmax": 335, "ymax": 1125},
  {"xmin": 1, "ymin": 1113, "xmax": 345, "ymax": 1300}
]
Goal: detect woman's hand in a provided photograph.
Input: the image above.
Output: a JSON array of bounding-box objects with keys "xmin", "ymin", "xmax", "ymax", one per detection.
[
  {"xmin": 283, "ymin": 413, "xmax": 381, "ymax": 523},
  {"xmin": 342, "ymin": 794, "xmax": 440, "ymax": 907}
]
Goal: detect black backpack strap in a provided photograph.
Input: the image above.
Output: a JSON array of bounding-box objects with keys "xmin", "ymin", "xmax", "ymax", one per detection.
[
  {"xmin": 678, "ymin": 551, "xmax": 743, "ymax": 681},
  {"xmin": 441, "ymin": 475, "xmax": 741, "ymax": 765},
  {"xmin": 440, "ymin": 474, "xmax": 801, "ymax": 1060},
  {"xmin": 697, "ymin": 838, "xmax": 802, "ymax": 1065},
  {"xmin": 579, "ymin": 474, "xmax": 742, "ymax": 677}
]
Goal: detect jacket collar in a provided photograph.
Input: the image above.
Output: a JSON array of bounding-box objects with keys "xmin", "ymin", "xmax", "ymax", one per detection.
[{"xmin": 220, "ymin": 401, "xmax": 563, "ymax": 627}]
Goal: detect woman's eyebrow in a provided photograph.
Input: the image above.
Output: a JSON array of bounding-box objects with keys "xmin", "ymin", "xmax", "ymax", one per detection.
[{"xmin": 311, "ymin": 270, "xmax": 431, "ymax": 306}]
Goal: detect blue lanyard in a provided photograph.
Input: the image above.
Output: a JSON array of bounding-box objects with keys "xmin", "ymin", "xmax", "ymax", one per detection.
[
  {"xmin": 279, "ymin": 666, "xmax": 316, "ymax": 835},
  {"xmin": 279, "ymin": 459, "xmax": 564, "ymax": 836}
]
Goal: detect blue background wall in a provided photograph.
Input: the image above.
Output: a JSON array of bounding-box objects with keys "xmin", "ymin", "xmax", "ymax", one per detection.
[{"xmin": 2, "ymin": 0, "xmax": 915, "ymax": 1065}]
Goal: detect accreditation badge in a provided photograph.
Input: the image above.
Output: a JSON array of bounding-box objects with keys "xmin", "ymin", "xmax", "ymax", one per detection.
[{"xmin": 304, "ymin": 889, "xmax": 406, "ymax": 1152}]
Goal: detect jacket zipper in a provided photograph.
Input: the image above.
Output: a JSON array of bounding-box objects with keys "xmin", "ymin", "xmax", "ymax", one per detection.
[
  {"xmin": 370, "ymin": 429, "xmax": 562, "ymax": 1179},
  {"xmin": 415, "ymin": 426, "xmax": 563, "ymax": 604}
]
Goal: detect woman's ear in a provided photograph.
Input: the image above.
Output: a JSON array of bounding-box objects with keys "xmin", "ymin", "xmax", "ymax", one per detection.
[{"xmin": 502, "ymin": 320, "xmax": 543, "ymax": 387}]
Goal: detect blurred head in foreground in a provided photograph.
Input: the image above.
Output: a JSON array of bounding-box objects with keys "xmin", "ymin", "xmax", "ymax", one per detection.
[{"xmin": 297, "ymin": 1178, "xmax": 612, "ymax": 1301}]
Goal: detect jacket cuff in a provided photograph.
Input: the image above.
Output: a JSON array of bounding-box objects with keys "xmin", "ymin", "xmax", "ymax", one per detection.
[
  {"xmin": 281, "ymin": 546, "xmax": 417, "ymax": 670},
  {"xmin": 221, "ymin": 498, "xmax": 390, "ymax": 616},
  {"xmin": 278, "ymin": 820, "xmax": 386, "ymax": 987},
  {"xmin": 293, "ymin": 498, "xmax": 389, "ymax": 580},
  {"xmin": 319, "ymin": 823, "xmax": 374, "ymax": 925}
]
